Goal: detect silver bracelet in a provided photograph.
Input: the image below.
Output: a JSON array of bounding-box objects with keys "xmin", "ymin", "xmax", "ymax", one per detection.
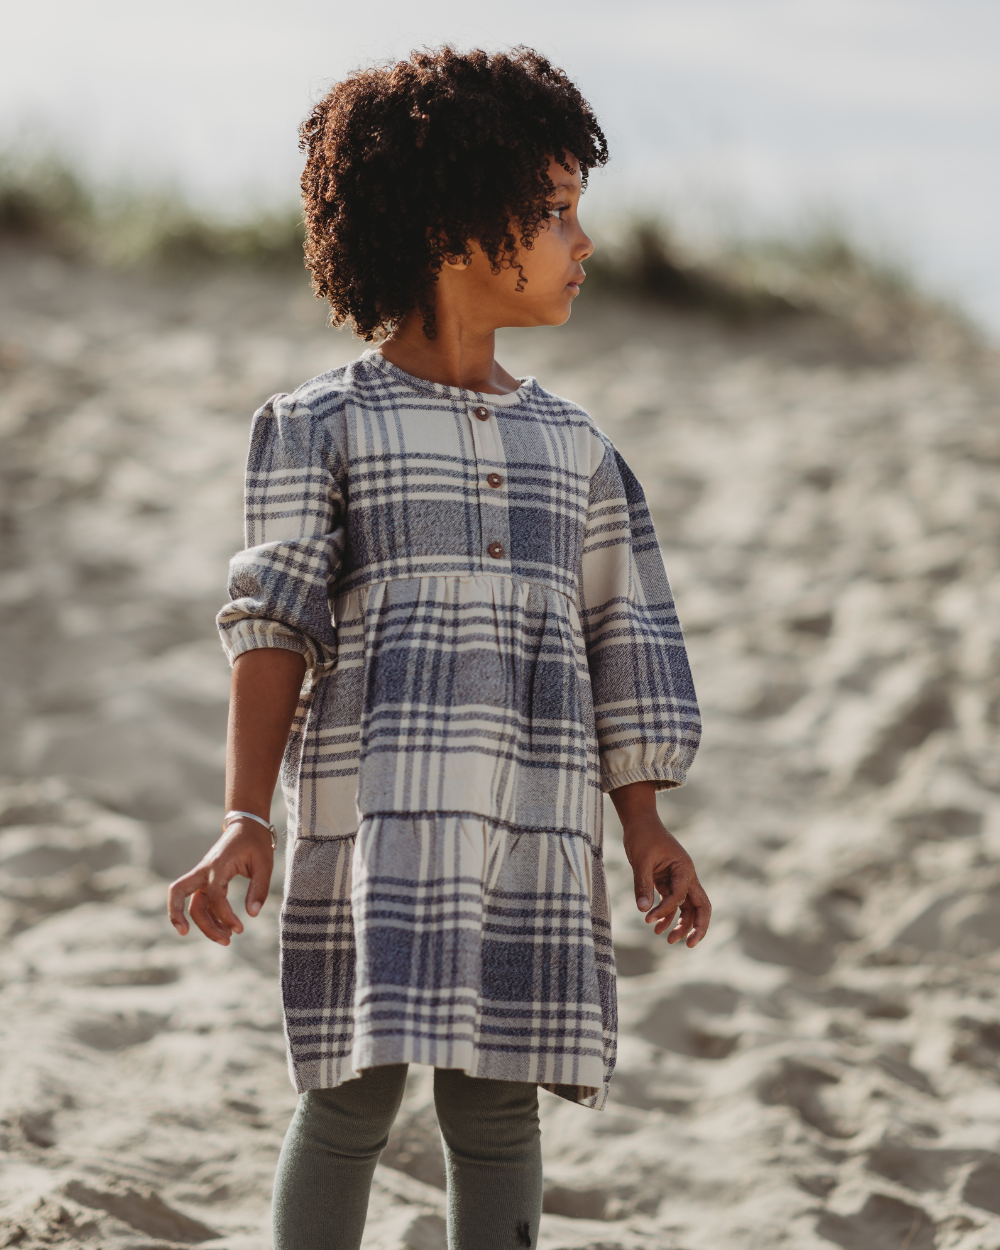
[{"xmin": 223, "ymin": 809, "xmax": 277, "ymax": 849}]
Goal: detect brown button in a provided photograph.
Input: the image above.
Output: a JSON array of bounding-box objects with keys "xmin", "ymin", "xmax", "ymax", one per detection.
[
  {"xmin": 487, "ymin": 542, "xmax": 505, "ymax": 559},
  {"xmin": 474, "ymin": 406, "xmax": 490, "ymax": 421},
  {"xmin": 487, "ymin": 473, "xmax": 503, "ymax": 488}
]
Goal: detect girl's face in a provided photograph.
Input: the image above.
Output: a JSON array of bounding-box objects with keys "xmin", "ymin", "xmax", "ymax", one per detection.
[{"xmin": 449, "ymin": 155, "xmax": 594, "ymax": 330}]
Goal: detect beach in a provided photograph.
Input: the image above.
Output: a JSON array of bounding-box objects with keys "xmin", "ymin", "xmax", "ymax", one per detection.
[{"xmin": 1, "ymin": 242, "xmax": 999, "ymax": 1249}]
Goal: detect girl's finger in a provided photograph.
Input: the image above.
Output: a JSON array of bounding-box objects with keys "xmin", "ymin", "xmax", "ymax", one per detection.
[
  {"xmin": 167, "ymin": 868, "xmax": 208, "ymax": 934},
  {"xmin": 204, "ymin": 882, "xmax": 243, "ymax": 936},
  {"xmin": 646, "ymin": 865, "xmax": 691, "ymax": 923},
  {"xmin": 683, "ymin": 884, "xmax": 713, "ymax": 946},
  {"xmin": 647, "ymin": 894, "xmax": 682, "ymax": 924},
  {"xmin": 667, "ymin": 897, "xmax": 697, "ymax": 944},
  {"xmin": 190, "ymin": 890, "xmax": 237, "ymax": 945},
  {"xmin": 654, "ymin": 914, "xmax": 676, "ymax": 936}
]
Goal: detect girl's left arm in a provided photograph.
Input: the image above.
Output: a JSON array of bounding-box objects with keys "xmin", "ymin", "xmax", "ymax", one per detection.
[
  {"xmin": 579, "ymin": 440, "xmax": 701, "ymax": 792},
  {"xmin": 580, "ymin": 436, "xmax": 709, "ymax": 945}
]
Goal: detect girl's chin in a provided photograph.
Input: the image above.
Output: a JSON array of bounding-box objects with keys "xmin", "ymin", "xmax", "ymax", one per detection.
[
  {"xmin": 503, "ymin": 293, "xmax": 576, "ymax": 328},
  {"xmin": 549, "ymin": 304, "xmax": 575, "ymax": 326}
]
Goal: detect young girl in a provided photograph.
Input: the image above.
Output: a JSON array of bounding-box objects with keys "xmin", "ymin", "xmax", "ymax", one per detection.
[{"xmin": 168, "ymin": 46, "xmax": 710, "ymax": 1250}]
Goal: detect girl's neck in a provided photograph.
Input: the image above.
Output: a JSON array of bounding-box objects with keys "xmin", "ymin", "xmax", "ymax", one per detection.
[{"xmin": 378, "ymin": 309, "xmax": 520, "ymax": 396}]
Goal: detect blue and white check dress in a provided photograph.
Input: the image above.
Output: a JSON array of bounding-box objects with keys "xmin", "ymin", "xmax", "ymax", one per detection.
[{"xmin": 218, "ymin": 350, "xmax": 700, "ymax": 1109}]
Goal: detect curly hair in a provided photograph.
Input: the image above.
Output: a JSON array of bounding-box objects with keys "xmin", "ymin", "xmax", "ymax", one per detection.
[{"xmin": 298, "ymin": 46, "xmax": 608, "ymax": 340}]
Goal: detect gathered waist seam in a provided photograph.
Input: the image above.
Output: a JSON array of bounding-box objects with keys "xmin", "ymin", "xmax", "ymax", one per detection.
[{"xmin": 335, "ymin": 570, "xmax": 579, "ymax": 606}]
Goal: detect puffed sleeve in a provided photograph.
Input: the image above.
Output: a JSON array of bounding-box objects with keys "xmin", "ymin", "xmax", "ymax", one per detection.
[
  {"xmin": 579, "ymin": 437, "xmax": 701, "ymax": 792},
  {"xmin": 216, "ymin": 393, "xmax": 345, "ymax": 673}
]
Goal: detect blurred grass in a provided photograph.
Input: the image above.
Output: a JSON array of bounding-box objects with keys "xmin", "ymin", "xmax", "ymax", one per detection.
[
  {"xmin": 0, "ymin": 152, "xmax": 304, "ymax": 269},
  {"xmin": 0, "ymin": 150, "xmax": 972, "ymax": 344},
  {"xmin": 582, "ymin": 216, "xmax": 964, "ymax": 337},
  {"xmin": 584, "ymin": 219, "xmax": 799, "ymax": 319}
]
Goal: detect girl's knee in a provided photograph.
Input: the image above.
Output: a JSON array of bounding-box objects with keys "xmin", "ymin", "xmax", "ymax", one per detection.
[
  {"xmin": 295, "ymin": 1064, "xmax": 408, "ymax": 1154},
  {"xmin": 433, "ymin": 1069, "xmax": 540, "ymax": 1152}
]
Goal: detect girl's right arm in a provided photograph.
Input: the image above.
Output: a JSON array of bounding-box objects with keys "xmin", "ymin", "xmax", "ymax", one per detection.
[{"xmin": 167, "ymin": 646, "xmax": 306, "ymax": 944}]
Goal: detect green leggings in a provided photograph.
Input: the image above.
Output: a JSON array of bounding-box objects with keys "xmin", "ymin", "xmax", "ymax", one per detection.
[{"xmin": 272, "ymin": 1065, "xmax": 542, "ymax": 1250}]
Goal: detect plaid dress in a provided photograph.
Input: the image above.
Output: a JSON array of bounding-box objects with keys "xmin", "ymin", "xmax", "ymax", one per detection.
[{"xmin": 218, "ymin": 350, "xmax": 700, "ymax": 1109}]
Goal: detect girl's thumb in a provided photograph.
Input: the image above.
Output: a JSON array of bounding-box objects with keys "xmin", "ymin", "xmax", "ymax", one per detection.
[
  {"xmin": 246, "ymin": 866, "xmax": 271, "ymax": 918},
  {"xmin": 634, "ymin": 871, "xmax": 653, "ymax": 913}
]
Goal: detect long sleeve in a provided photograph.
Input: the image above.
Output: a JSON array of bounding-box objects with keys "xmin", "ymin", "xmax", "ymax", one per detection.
[
  {"xmin": 217, "ymin": 393, "xmax": 345, "ymax": 673},
  {"xmin": 579, "ymin": 439, "xmax": 701, "ymax": 792}
]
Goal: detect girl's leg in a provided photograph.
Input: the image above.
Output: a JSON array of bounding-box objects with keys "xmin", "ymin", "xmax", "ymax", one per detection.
[
  {"xmin": 272, "ymin": 1064, "xmax": 408, "ymax": 1250},
  {"xmin": 433, "ymin": 1068, "xmax": 543, "ymax": 1250}
]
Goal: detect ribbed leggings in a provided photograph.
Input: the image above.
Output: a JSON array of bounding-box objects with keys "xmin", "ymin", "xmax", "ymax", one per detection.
[{"xmin": 272, "ymin": 1065, "xmax": 542, "ymax": 1250}]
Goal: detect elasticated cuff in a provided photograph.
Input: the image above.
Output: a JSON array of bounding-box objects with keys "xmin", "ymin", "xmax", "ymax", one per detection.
[{"xmin": 601, "ymin": 765, "xmax": 687, "ymax": 794}]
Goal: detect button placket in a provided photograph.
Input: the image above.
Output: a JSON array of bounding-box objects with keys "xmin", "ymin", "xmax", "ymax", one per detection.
[{"xmin": 467, "ymin": 402, "xmax": 510, "ymax": 568}]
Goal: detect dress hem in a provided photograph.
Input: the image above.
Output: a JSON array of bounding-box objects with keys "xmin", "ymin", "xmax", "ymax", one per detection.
[{"xmin": 288, "ymin": 1052, "xmax": 609, "ymax": 1111}]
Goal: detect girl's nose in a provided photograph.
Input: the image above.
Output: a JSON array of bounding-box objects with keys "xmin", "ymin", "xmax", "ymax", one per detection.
[{"xmin": 575, "ymin": 226, "xmax": 594, "ymax": 262}]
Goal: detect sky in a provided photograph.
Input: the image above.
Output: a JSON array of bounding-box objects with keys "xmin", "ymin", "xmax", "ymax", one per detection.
[{"xmin": 4, "ymin": 0, "xmax": 1000, "ymax": 329}]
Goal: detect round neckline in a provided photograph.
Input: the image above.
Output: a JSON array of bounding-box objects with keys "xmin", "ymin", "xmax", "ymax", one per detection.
[{"xmin": 363, "ymin": 349, "xmax": 533, "ymax": 407}]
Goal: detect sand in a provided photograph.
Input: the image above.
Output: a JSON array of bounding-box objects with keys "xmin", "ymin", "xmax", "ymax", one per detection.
[{"xmin": 1, "ymin": 241, "xmax": 999, "ymax": 1249}]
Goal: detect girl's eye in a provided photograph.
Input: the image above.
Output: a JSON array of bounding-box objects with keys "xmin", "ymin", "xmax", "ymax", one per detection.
[{"xmin": 548, "ymin": 204, "xmax": 568, "ymax": 220}]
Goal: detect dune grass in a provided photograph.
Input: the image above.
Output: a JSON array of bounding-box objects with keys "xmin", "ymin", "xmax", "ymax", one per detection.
[
  {"xmin": 0, "ymin": 151, "xmax": 969, "ymax": 343},
  {"xmin": 582, "ymin": 214, "xmax": 954, "ymax": 332},
  {"xmin": 0, "ymin": 152, "xmax": 304, "ymax": 269}
]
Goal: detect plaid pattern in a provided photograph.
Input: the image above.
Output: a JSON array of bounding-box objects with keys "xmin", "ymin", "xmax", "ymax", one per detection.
[{"xmin": 218, "ymin": 351, "xmax": 700, "ymax": 1108}]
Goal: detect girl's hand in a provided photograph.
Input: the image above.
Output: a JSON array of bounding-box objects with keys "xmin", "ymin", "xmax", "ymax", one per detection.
[
  {"xmin": 167, "ymin": 821, "xmax": 274, "ymax": 945},
  {"xmin": 611, "ymin": 781, "xmax": 712, "ymax": 947},
  {"xmin": 168, "ymin": 647, "xmax": 303, "ymax": 945}
]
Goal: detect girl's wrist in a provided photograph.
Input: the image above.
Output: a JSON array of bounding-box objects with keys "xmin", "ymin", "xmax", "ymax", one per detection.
[
  {"xmin": 222, "ymin": 810, "xmax": 277, "ymax": 848},
  {"xmin": 610, "ymin": 779, "xmax": 659, "ymax": 822}
]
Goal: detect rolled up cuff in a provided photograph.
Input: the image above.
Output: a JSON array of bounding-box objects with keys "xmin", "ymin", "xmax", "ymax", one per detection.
[{"xmin": 218, "ymin": 617, "xmax": 312, "ymax": 668}]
